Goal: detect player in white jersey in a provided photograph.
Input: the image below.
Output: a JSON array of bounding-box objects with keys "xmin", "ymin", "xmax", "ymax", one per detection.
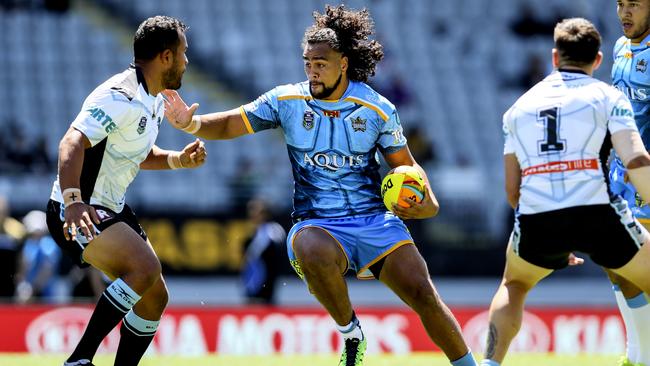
[
  {"xmin": 44, "ymin": 16, "xmax": 206, "ymax": 366},
  {"xmin": 481, "ymin": 18, "xmax": 650, "ymax": 366}
]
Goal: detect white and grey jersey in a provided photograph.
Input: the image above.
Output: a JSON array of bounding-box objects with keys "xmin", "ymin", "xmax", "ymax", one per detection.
[
  {"xmin": 503, "ymin": 70, "xmax": 638, "ymax": 214},
  {"xmin": 50, "ymin": 66, "xmax": 165, "ymax": 213}
]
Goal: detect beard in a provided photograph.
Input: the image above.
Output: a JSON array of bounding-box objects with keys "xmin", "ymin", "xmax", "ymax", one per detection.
[
  {"xmin": 310, "ymin": 72, "xmax": 343, "ymax": 99},
  {"xmin": 163, "ymin": 62, "xmax": 184, "ymax": 90},
  {"xmin": 631, "ymin": 27, "xmax": 650, "ymax": 40}
]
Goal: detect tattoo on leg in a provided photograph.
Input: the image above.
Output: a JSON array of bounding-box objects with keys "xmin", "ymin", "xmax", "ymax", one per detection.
[{"xmin": 485, "ymin": 322, "xmax": 498, "ymax": 359}]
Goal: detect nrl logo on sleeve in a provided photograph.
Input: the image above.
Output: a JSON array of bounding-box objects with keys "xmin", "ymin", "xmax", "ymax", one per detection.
[
  {"xmin": 137, "ymin": 117, "xmax": 147, "ymax": 134},
  {"xmin": 351, "ymin": 116, "xmax": 366, "ymax": 132},
  {"xmin": 637, "ymin": 59, "xmax": 647, "ymax": 73},
  {"xmin": 302, "ymin": 110, "xmax": 315, "ymax": 130}
]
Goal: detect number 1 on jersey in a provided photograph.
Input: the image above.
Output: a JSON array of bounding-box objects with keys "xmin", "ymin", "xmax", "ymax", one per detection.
[{"xmin": 538, "ymin": 106, "xmax": 565, "ymax": 154}]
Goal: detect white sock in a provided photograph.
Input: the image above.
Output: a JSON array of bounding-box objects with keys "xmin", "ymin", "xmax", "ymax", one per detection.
[
  {"xmin": 614, "ymin": 285, "xmax": 639, "ymax": 362},
  {"xmin": 122, "ymin": 309, "xmax": 160, "ymax": 336},
  {"xmin": 105, "ymin": 278, "xmax": 141, "ymax": 312},
  {"xmin": 336, "ymin": 313, "xmax": 364, "ymax": 340},
  {"xmin": 626, "ymin": 293, "xmax": 650, "ymax": 365}
]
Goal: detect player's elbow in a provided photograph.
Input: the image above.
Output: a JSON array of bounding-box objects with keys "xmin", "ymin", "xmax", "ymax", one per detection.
[
  {"xmin": 427, "ymin": 191, "xmax": 440, "ymax": 216},
  {"xmin": 626, "ymin": 153, "xmax": 650, "ymax": 170},
  {"xmin": 430, "ymin": 200, "xmax": 440, "ymax": 217}
]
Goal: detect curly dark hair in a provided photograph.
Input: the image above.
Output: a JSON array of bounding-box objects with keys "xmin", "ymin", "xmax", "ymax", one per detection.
[
  {"xmin": 134, "ymin": 15, "xmax": 188, "ymax": 61},
  {"xmin": 302, "ymin": 4, "xmax": 384, "ymax": 83}
]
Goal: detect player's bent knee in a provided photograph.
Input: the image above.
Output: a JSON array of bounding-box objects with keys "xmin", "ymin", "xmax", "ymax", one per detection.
[
  {"xmin": 147, "ymin": 277, "xmax": 170, "ymax": 308},
  {"xmin": 123, "ymin": 255, "xmax": 162, "ymax": 291},
  {"xmin": 404, "ymin": 280, "xmax": 440, "ymax": 311},
  {"xmin": 140, "ymin": 257, "xmax": 163, "ymax": 286}
]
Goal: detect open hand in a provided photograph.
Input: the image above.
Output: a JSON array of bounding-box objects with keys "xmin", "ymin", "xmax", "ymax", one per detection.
[
  {"xmin": 63, "ymin": 203, "xmax": 100, "ymax": 241},
  {"xmin": 163, "ymin": 89, "xmax": 199, "ymax": 130}
]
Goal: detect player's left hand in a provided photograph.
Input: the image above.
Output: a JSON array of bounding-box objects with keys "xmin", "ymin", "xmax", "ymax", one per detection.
[
  {"xmin": 391, "ymin": 189, "xmax": 437, "ymax": 220},
  {"xmin": 163, "ymin": 89, "xmax": 199, "ymax": 130},
  {"xmin": 179, "ymin": 138, "xmax": 207, "ymax": 168}
]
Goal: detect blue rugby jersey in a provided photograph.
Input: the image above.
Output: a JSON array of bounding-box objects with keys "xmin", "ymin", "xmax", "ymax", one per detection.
[
  {"xmin": 612, "ymin": 34, "xmax": 650, "ymax": 147},
  {"xmin": 241, "ymin": 80, "xmax": 407, "ymax": 221}
]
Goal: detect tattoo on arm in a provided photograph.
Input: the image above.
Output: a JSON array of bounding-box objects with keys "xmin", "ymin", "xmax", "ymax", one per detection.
[{"xmin": 485, "ymin": 322, "xmax": 498, "ymax": 359}]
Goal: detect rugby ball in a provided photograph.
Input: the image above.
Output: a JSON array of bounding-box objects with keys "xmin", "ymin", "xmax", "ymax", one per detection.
[{"xmin": 381, "ymin": 165, "xmax": 426, "ymax": 210}]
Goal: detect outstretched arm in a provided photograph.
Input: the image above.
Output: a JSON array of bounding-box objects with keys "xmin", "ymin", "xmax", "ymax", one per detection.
[{"xmin": 163, "ymin": 90, "xmax": 250, "ymax": 140}]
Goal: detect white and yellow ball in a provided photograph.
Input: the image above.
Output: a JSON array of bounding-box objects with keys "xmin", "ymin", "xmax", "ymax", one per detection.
[{"xmin": 381, "ymin": 165, "xmax": 426, "ymax": 211}]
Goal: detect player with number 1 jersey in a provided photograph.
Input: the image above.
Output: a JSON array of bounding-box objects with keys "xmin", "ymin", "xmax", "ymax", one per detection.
[
  {"xmin": 482, "ymin": 18, "xmax": 650, "ymax": 366},
  {"xmin": 505, "ymin": 70, "xmax": 635, "ymax": 215}
]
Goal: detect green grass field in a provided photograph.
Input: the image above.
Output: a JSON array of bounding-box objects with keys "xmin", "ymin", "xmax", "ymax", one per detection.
[{"xmin": 0, "ymin": 353, "xmax": 619, "ymax": 366}]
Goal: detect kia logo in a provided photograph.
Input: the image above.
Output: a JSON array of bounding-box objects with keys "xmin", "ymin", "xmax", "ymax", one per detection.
[
  {"xmin": 25, "ymin": 307, "xmax": 119, "ymax": 353},
  {"xmin": 463, "ymin": 310, "xmax": 551, "ymax": 353}
]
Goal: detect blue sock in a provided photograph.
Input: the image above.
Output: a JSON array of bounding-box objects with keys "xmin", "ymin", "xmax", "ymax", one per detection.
[
  {"xmin": 479, "ymin": 359, "xmax": 500, "ymax": 366},
  {"xmin": 451, "ymin": 351, "xmax": 477, "ymax": 366}
]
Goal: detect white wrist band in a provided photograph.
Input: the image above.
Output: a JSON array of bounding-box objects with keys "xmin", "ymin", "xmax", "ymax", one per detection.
[
  {"xmin": 181, "ymin": 115, "xmax": 202, "ymax": 134},
  {"xmin": 167, "ymin": 152, "xmax": 184, "ymax": 169},
  {"xmin": 62, "ymin": 188, "xmax": 83, "ymax": 208}
]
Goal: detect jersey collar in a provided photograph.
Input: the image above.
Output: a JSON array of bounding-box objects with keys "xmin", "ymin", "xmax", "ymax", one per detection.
[
  {"xmin": 630, "ymin": 32, "xmax": 650, "ymax": 49},
  {"xmin": 558, "ymin": 68, "xmax": 588, "ymax": 75},
  {"xmin": 130, "ymin": 64, "xmax": 152, "ymax": 95}
]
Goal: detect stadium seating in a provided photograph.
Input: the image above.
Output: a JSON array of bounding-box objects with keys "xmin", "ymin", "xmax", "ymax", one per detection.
[{"xmin": 0, "ymin": 0, "xmax": 621, "ymax": 237}]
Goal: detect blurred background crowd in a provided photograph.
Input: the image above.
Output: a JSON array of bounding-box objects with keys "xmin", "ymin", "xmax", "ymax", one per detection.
[{"xmin": 0, "ymin": 0, "xmax": 623, "ymax": 304}]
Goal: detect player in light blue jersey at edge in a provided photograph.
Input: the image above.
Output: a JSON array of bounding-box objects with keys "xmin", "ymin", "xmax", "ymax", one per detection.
[
  {"xmin": 610, "ymin": 2, "xmax": 650, "ymax": 365},
  {"xmin": 164, "ymin": 4, "xmax": 477, "ymax": 366}
]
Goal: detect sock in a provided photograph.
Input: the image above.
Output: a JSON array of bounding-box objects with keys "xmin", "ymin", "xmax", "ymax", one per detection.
[
  {"xmin": 626, "ymin": 292, "xmax": 650, "ymax": 365},
  {"xmin": 451, "ymin": 351, "xmax": 477, "ymax": 366},
  {"xmin": 68, "ymin": 279, "xmax": 141, "ymax": 362},
  {"xmin": 336, "ymin": 312, "xmax": 364, "ymax": 340},
  {"xmin": 613, "ymin": 284, "xmax": 639, "ymax": 362},
  {"xmin": 479, "ymin": 359, "xmax": 500, "ymax": 366},
  {"xmin": 114, "ymin": 309, "xmax": 160, "ymax": 366}
]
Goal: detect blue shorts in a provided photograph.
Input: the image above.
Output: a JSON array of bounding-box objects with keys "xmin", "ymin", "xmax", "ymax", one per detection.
[
  {"xmin": 287, "ymin": 212, "xmax": 414, "ymax": 280},
  {"xmin": 610, "ymin": 158, "xmax": 650, "ymax": 223}
]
